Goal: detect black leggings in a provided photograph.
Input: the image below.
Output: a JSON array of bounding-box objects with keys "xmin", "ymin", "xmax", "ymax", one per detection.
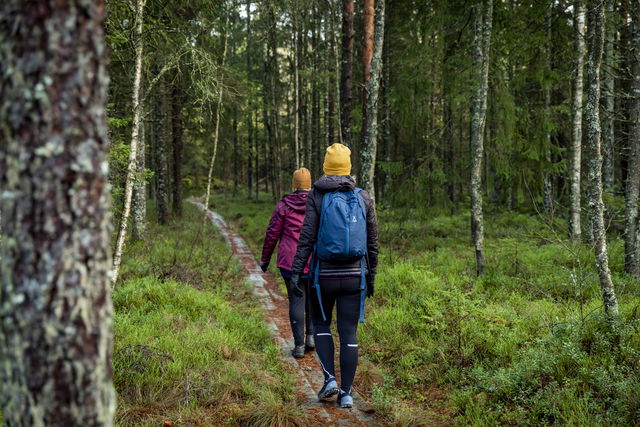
[
  {"xmin": 310, "ymin": 277, "xmax": 361, "ymax": 393},
  {"xmin": 283, "ymin": 276, "xmax": 314, "ymax": 346}
]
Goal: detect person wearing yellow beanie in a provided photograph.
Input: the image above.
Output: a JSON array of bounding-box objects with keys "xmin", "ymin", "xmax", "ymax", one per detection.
[
  {"xmin": 292, "ymin": 167, "xmax": 312, "ymax": 190},
  {"xmin": 323, "ymin": 143, "xmax": 352, "ymax": 176}
]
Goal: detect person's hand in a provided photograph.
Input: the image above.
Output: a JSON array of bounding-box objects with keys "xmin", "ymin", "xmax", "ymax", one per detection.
[
  {"xmin": 366, "ymin": 273, "xmax": 375, "ymax": 298},
  {"xmin": 290, "ymin": 274, "xmax": 303, "ymax": 297},
  {"xmin": 259, "ymin": 260, "xmax": 269, "ymax": 272}
]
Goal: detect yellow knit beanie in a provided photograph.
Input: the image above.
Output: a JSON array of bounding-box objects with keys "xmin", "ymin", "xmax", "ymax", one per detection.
[
  {"xmin": 292, "ymin": 168, "xmax": 312, "ymax": 190},
  {"xmin": 323, "ymin": 143, "xmax": 352, "ymax": 175}
]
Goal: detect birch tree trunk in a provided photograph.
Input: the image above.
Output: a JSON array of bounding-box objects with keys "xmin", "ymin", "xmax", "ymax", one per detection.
[
  {"xmin": 470, "ymin": 0, "xmax": 493, "ymax": 277},
  {"xmin": 132, "ymin": 109, "xmax": 146, "ymax": 240},
  {"xmin": 203, "ymin": 15, "xmax": 229, "ymax": 213},
  {"xmin": 113, "ymin": 0, "xmax": 147, "ymax": 285},
  {"xmin": 570, "ymin": 0, "xmax": 587, "ymax": 241},
  {"xmin": 624, "ymin": 3, "xmax": 640, "ymax": 276},
  {"xmin": 340, "ymin": 0, "xmax": 355, "ymax": 147},
  {"xmin": 0, "ymin": 0, "xmax": 115, "ymax": 424},
  {"xmin": 602, "ymin": 0, "xmax": 616, "ymax": 190},
  {"xmin": 359, "ymin": 0, "xmax": 385, "ymax": 198},
  {"xmin": 585, "ymin": 1, "xmax": 619, "ymax": 315}
]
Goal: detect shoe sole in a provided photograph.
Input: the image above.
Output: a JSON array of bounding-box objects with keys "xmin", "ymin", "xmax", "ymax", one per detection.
[
  {"xmin": 340, "ymin": 403, "xmax": 353, "ymax": 408},
  {"xmin": 318, "ymin": 387, "xmax": 339, "ymax": 400}
]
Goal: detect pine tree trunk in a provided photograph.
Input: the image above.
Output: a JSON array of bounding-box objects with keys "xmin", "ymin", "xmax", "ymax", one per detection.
[
  {"xmin": 155, "ymin": 76, "xmax": 169, "ymax": 224},
  {"xmin": 602, "ymin": 0, "xmax": 616, "ymax": 190},
  {"xmin": 543, "ymin": 6, "xmax": 554, "ymax": 216},
  {"xmin": 624, "ymin": 4, "xmax": 640, "ymax": 275},
  {"xmin": 340, "ymin": 0, "xmax": 355, "ymax": 147},
  {"xmin": 470, "ymin": 0, "xmax": 493, "ymax": 277},
  {"xmin": 171, "ymin": 78, "xmax": 183, "ymax": 217},
  {"xmin": 359, "ymin": 0, "xmax": 385, "ymax": 197},
  {"xmin": 113, "ymin": 0, "xmax": 147, "ymax": 284},
  {"xmin": 132, "ymin": 107, "xmax": 146, "ymax": 240},
  {"xmin": 585, "ymin": 1, "xmax": 619, "ymax": 315},
  {"xmin": 294, "ymin": 28, "xmax": 301, "ymax": 168},
  {"xmin": 0, "ymin": 1, "xmax": 115, "ymax": 424},
  {"xmin": 361, "ymin": 0, "xmax": 375, "ymax": 145},
  {"xmin": 246, "ymin": 0, "xmax": 254, "ymax": 198},
  {"xmin": 570, "ymin": 0, "xmax": 587, "ymax": 241}
]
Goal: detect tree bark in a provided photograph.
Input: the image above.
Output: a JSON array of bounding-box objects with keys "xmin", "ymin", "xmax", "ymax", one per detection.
[
  {"xmin": 570, "ymin": 0, "xmax": 587, "ymax": 241},
  {"xmin": 155, "ymin": 75, "xmax": 169, "ymax": 224},
  {"xmin": 624, "ymin": 3, "xmax": 640, "ymax": 275},
  {"xmin": 113, "ymin": 0, "xmax": 147, "ymax": 285},
  {"xmin": 0, "ymin": 0, "xmax": 115, "ymax": 424},
  {"xmin": 602, "ymin": 0, "xmax": 616, "ymax": 190},
  {"xmin": 543, "ymin": 6, "xmax": 554, "ymax": 215},
  {"xmin": 132, "ymin": 106, "xmax": 146, "ymax": 241},
  {"xmin": 585, "ymin": 1, "xmax": 619, "ymax": 315},
  {"xmin": 470, "ymin": 0, "xmax": 493, "ymax": 277},
  {"xmin": 359, "ymin": 0, "xmax": 385, "ymax": 198},
  {"xmin": 340, "ymin": 0, "xmax": 355, "ymax": 147},
  {"xmin": 171, "ymin": 77, "xmax": 183, "ymax": 217},
  {"xmin": 361, "ymin": 0, "xmax": 375, "ymax": 144},
  {"xmin": 381, "ymin": 5, "xmax": 392, "ymax": 210}
]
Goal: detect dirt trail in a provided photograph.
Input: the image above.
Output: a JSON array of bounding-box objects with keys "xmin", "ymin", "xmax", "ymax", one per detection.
[{"xmin": 191, "ymin": 201, "xmax": 383, "ymax": 427}]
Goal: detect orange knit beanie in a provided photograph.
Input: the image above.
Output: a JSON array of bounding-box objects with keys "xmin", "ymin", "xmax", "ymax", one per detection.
[{"xmin": 292, "ymin": 168, "xmax": 312, "ymax": 190}]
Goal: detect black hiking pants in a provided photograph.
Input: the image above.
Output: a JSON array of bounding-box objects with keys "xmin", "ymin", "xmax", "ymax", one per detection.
[
  {"xmin": 282, "ymin": 276, "xmax": 314, "ymax": 347},
  {"xmin": 310, "ymin": 277, "xmax": 361, "ymax": 393}
]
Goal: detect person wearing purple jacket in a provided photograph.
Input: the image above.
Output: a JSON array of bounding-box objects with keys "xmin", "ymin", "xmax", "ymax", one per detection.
[{"xmin": 260, "ymin": 168, "xmax": 314, "ymax": 358}]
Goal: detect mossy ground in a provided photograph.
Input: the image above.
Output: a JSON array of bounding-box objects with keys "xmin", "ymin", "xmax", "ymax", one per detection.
[
  {"xmin": 209, "ymin": 191, "xmax": 640, "ymax": 426},
  {"xmin": 113, "ymin": 204, "xmax": 305, "ymax": 426}
]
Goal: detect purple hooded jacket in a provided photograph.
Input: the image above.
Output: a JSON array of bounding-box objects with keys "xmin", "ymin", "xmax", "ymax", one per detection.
[{"xmin": 261, "ymin": 191, "xmax": 311, "ymax": 274}]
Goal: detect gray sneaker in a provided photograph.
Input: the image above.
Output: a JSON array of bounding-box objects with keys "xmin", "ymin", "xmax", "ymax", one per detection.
[
  {"xmin": 318, "ymin": 378, "xmax": 339, "ymax": 400},
  {"xmin": 305, "ymin": 334, "xmax": 315, "ymax": 351},
  {"xmin": 292, "ymin": 345, "xmax": 305, "ymax": 359},
  {"xmin": 338, "ymin": 389, "xmax": 353, "ymax": 408}
]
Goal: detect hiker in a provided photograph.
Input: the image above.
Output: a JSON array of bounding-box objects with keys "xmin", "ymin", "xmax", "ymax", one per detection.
[
  {"xmin": 260, "ymin": 168, "xmax": 315, "ymax": 359},
  {"xmin": 290, "ymin": 143, "xmax": 379, "ymax": 409}
]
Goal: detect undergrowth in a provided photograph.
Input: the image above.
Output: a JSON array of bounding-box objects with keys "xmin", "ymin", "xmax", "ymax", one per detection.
[
  {"xmin": 210, "ymin": 191, "xmax": 640, "ymax": 426},
  {"xmin": 113, "ymin": 204, "xmax": 305, "ymax": 426}
]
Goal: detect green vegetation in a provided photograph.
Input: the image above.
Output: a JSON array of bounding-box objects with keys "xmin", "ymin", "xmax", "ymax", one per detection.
[
  {"xmin": 113, "ymin": 204, "xmax": 304, "ymax": 426},
  {"xmin": 210, "ymin": 193, "xmax": 640, "ymax": 426}
]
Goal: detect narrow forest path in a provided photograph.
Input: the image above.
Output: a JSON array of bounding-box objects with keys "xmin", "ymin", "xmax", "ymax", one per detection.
[{"xmin": 190, "ymin": 200, "xmax": 383, "ymax": 427}]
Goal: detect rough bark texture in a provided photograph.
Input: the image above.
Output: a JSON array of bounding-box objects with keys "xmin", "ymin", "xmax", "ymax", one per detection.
[
  {"xmin": 602, "ymin": 0, "xmax": 616, "ymax": 190},
  {"xmin": 570, "ymin": 0, "xmax": 586, "ymax": 241},
  {"xmin": 470, "ymin": 0, "xmax": 493, "ymax": 277},
  {"xmin": 361, "ymin": 0, "xmax": 375, "ymax": 142},
  {"xmin": 340, "ymin": 0, "xmax": 355, "ymax": 147},
  {"xmin": 0, "ymin": 0, "xmax": 115, "ymax": 424},
  {"xmin": 155, "ymin": 75, "xmax": 169, "ymax": 223},
  {"xmin": 132, "ymin": 108, "xmax": 146, "ymax": 241},
  {"xmin": 585, "ymin": 1, "xmax": 619, "ymax": 315},
  {"xmin": 381, "ymin": 8, "xmax": 392, "ymax": 210},
  {"xmin": 543, "ymin": 6, "xmax": 554, "ymax": 216},
  {"xmin": 171, "ymin": 79, "xmax": 183, "ymax": 217},
  {"xmin": 113, "ymin": 0, "xmax": 147, "ymax": 284},
  {"xmin": 359, "ymin": 0, "xmax": 385, "ymax": 198},
  {"xmin": 624, "ymin": 3, "xmax": 640, "ymax": 275}
]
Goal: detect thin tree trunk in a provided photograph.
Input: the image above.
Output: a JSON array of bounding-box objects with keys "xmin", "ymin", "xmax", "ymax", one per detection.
[
  {"xmin": 570, "ymin": 0, "xmax": 587, "ymax": 241},
  {"xmin": 246, "ymin": 0, "xmax": 253, "ymax": 199},
  {"xmin": 381, "ymin": 6, "xmax": 392, "ymax": 210},
  {"xmin": 624, "ymin": 3, "xmax": 640, "ymax": 275},
  {"xmin": 204, "ymin": 17, "xmax": 229, "ymax": 211},
  {"xmin": 132, "ymin": 105, "xmax": 146, "ymax": 240},
  {"xmin": 470, "ymin": 0, "xmax": 493, "ymax": 277},
  {"xmin": 359, "ymin": 0, "xmax": 385, "ymax": 197},
  {"xmin": 543, "ymin": 6, "xmax": 554, "ymax": 215},
  {"xmin": 602, "ymin": 0, "xmax": 616, "ymax": 190},
  {"xmin": 155, "ymin": 76, "xmax": 169, "ymax": 225},
  {"xmin": 361, "ymin": 0, "xmax": 375, "ymax": 145},
  {"xmin": 233, "ymin": 110, "xmax": 239, "ymax": 196},
  {"xmin": 0, "ymin": 0, "xmax": 115, "ymax": 423},
  {"xmin": 340, "ymin": 0, "xmax": 355, "ymax": 147},
  {"xmin": 113, "ymin": 0, "xmax": 147, "ymax": 285},
  {"xmin": 294, "ymin": 29, "xmax": 301, "ymax": 168},
  {"xmin": 171, "ymin": 78, "xmax": 183, "ymax": 217},
  {"xmin": 585, "ymin": 1, "xmax": 619, "ymax": 315}
]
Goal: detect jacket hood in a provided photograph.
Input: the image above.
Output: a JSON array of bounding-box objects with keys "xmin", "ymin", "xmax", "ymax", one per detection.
[
  {"xmin": 313, "ymin": 175, "xmax": 356, "ymax": 193},
  {"xmin": 282, "ymin": 191, "xmax": 308, "ymax": 213}
]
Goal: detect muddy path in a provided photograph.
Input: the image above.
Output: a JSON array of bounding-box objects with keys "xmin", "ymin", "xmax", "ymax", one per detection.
[{"xmin": 191, "ymin": 201, "xmax": 383, "ymax": 427}]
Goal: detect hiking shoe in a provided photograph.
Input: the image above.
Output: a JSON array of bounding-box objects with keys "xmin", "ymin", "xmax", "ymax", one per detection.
[
  {"xmin": 318, "ymin": 378, "xmax": 339, "ymax": 401},
  {"xmin": 292, "ymin": 345, "xmax": 305, "ymax": 359},
  {"xmin": 305, "ymin": 334, "xmax": 315, "ymax": 351},
  {"xmin": 338, "ymin": 389, "xmax": 353, "ymax": 408}
]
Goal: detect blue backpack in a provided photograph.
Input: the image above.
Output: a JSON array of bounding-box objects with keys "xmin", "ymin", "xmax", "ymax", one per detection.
[{"xmin": 313, "ymin": 188, "xmax": 368, "ymax": 323}]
